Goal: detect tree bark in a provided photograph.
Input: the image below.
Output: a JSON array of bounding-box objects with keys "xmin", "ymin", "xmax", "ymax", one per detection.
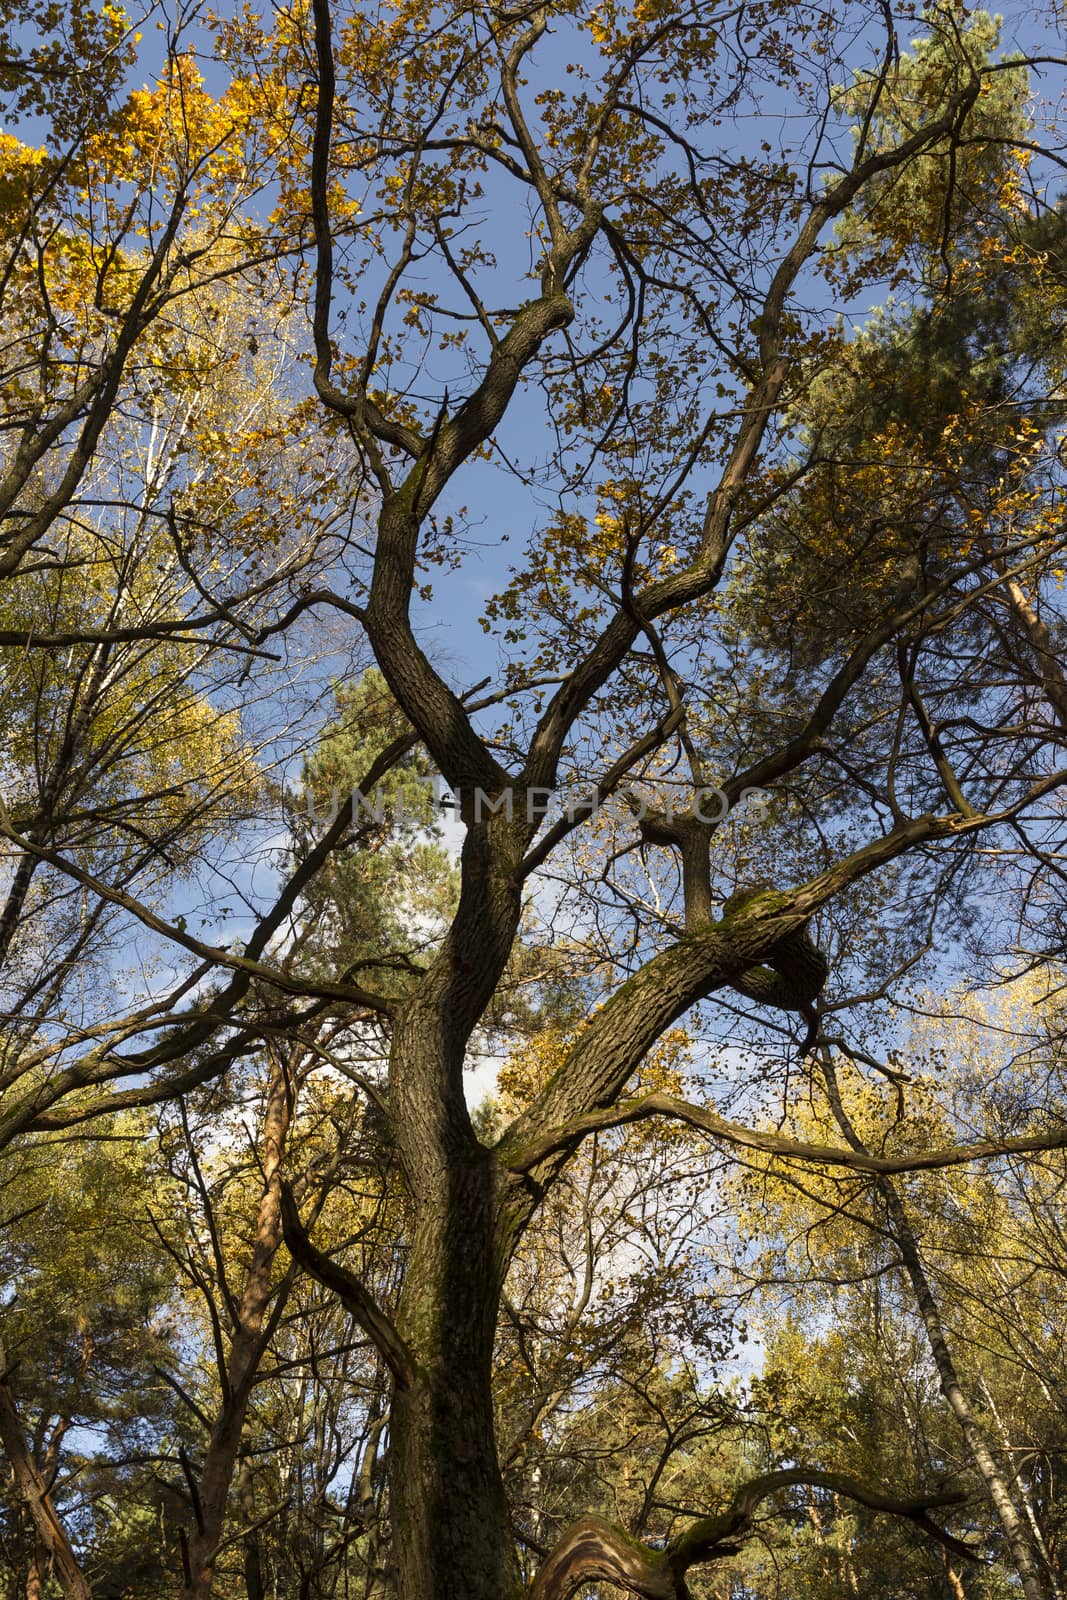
[
  {"xmin": 353, "ymin": 787, "xmax": 529, "ymax": 1600},
  {"xmin": 530, "ymin": 1470, "xmax": 967, "ymax": 1600},
  {"xmin": 389, "ymin": 1033, "xmax": 522, "ymax": 1600}
]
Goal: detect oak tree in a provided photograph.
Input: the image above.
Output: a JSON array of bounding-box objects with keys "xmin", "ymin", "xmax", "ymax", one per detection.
[{"xmin": 4, "ymin": 0, "xmax": 1067, "ymax": 1597}]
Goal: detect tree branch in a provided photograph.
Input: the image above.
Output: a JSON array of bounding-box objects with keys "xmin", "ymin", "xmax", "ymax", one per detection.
[
  {"xmin": 278, "ymin": 1183, "xmax": 418, "ymax": 1390},
  {"xmin": 530, "ymin": 1472, "xmax": 971, "ymax": 1600},
  {"xmin": 502, "ymin": 1089, "xmax": 1067, "ymax": 1179}
]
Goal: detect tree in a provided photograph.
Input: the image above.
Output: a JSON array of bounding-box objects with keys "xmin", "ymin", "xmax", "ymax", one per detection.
[
  {"xmin": 4, "ymin": 1, "xmax": 1067, "ymax": 1598},
  {"xmin": 728, "ymin": 974, "xmax": 1067, "ymax": 1600},
  {"xmin": 0, "ymin": 1116, "xmax": 185, "ymax": 1599}
]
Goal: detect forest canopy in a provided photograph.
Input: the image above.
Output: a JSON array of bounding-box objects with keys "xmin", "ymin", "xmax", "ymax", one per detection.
[{"xmin": 2, "ymin": 0, "xmax": 1067, "ymax": 1596}]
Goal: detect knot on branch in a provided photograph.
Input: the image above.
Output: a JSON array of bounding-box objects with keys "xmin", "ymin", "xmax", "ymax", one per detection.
[
  {"xmin": 635, "ymin": 805, "xmax": 829, "ymax": 1012},
  {"xmin": 720, "ymin": 883, "xmax": 828, "ymax": 1014},
  {"xmin": 731, "ymin": 926, "xmax": 829, "ymax": 1011}
]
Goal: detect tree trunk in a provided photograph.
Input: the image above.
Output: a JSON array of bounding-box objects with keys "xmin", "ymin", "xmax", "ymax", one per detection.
[
  {"xmin": 819, "ymin": 1056, "xmax": 1054, "ymax": 1600},
  {"xmin": 182, "ymin": 1052, "xmax": 295, "ymax": 1600},
  {"xmin": 356, "ymin": 1410, "xmax": 392, "ymax": 1600},
  {"xmin": 26, "ymin": 1538, "xmax": 44, "ymax": 1600},
  {"xmin": 390, "ymin": 1142, "xmax": 520, "ymax": 1600},
  {"xmin": 977, "ymin": 1374, "xmax": 1061, "ymax": 1599},
  {"xmin": 998, "ymin": 572, "xmax": 1067, "ymax": 737},
  {"xmin": 242, "ymin": 1533, "xmax": 265, "ymax": 1600},
  {"xmin": 384, "ymin": 820, "xmax": 527, "ymax": 1600},
  {"xmin": 0, "ymin": 1342, "xmax": 90, "ymax": 1600},
  {"xmin": 884, "ymin": 1184, "xmax": 1053, "ymax": 1600}
]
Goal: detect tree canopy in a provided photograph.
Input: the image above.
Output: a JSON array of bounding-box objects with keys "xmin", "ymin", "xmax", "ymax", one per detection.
[{"xmin": 3, "ymin": 0, "xmax": 1067, "ymax": 1596}]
